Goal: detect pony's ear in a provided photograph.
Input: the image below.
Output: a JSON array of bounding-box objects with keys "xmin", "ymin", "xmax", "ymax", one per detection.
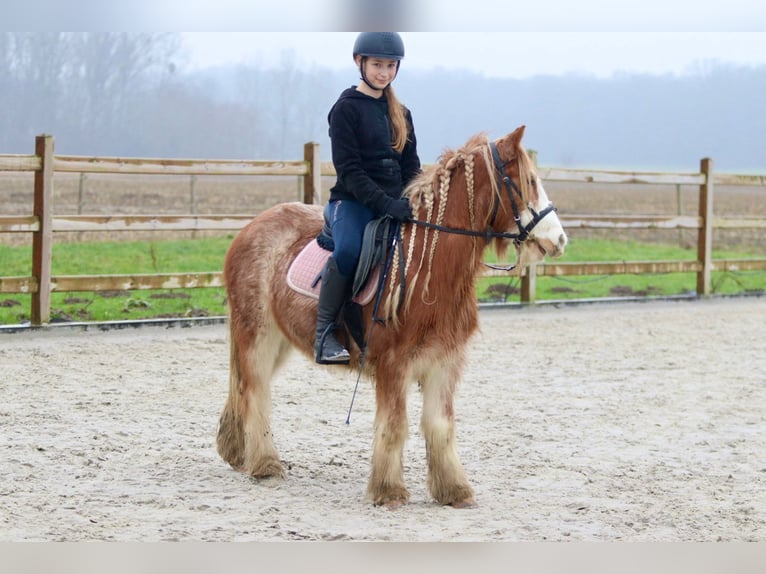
[
  {"xmin": 509, "ymin": 125, "xmax": 526, "ymax": 148},
  {"xmin": 495, "ymin": 125, "xmax": 526, "ymax": 161}
]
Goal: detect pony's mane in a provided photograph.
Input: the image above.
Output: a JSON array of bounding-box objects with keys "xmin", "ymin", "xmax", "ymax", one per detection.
[
  {"xmin": 383, "ymin": 131, "xmax": 538, "ymax": 326},
  {"xmin": 384, "ymin": 134, "xmax": 493, "ymax": 324},
  {"xmin": 407, "ymin": 132, "xmax": 496, "ymax": 205},
  {"xmin": 407, "ymin": 131, "xmax": 537, "ymax": 207}
]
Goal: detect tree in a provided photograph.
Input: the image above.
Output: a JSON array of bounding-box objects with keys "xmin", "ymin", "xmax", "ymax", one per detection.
[
  {"xmin": 66, "ymin": 33, "xmax": 180, "ymax": 153},
  {"xmin": 0, "ymin": 33, "xmax": 180, "ymax": 154}
]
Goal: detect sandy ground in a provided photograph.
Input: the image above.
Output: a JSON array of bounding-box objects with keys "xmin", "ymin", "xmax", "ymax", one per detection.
[{"xmin": 1, "ymin": 297, "xmax": 765, "ymax": 542}]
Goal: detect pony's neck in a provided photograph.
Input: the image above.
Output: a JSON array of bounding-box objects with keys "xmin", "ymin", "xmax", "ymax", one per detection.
[
  {"xmin": 406, "ymin": 191, "xmax": 496, "ymax": 303},
  {"xmin": 394, "ymin": 138, "xmax": 506, "ymax": 313}
]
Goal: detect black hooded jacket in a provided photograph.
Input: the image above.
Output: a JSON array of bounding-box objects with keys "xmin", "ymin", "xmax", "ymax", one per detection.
[{"xmin": 327, "ymin": 87, "xmax": 421, "ymax": 214}]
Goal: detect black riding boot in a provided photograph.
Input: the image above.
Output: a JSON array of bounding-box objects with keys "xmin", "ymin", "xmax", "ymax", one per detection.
[{"xmin": 314, "ymin": 257, "xmax": 351, "ymax": 365}]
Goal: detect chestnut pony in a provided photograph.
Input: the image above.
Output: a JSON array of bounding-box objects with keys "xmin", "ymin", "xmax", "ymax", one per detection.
[{"xmin": 217, "ymin": 126, "xmax": 567, "ymax": 508}]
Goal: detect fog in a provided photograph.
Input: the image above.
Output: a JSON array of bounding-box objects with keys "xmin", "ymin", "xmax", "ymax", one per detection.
[{"xmin": 2, "ymin": 32, "xmax": 764, "ymax": 172}]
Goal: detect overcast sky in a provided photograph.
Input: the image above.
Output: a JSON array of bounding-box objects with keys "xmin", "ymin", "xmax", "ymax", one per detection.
[
  {"xmin": 8, "ymin": 2, "xmax": 766, "ymax": 78},
  {"xmin": 180, "ymin": 32, "xmax": 766, "ymax": 79},
  {"xmin": 11, "ymin": 1, "xmax": 766, "ymax": 35}
]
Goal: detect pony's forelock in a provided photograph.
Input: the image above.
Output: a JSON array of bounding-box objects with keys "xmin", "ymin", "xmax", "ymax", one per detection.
[{"xmin": 515, "ymin": 142, "xmax": 538, "ymax": 206}]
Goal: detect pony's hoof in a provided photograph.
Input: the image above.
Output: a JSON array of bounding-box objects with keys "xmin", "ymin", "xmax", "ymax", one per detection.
[
  {"xmin": 245, "ymin": 458, "xmax": 285, "ymax": 479},
  {"xmin": 370, "ymin": 486, "xmax": 410, "ymax": 509},
  {"xmin": 384, "ymin": 499, "xmax": 406, "ymax": 511},
  {"xmin": 449, "ymin": 498, "xmax": 477, "ymax": 509}
]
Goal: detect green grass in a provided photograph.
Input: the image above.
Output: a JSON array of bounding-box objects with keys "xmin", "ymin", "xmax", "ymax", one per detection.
[
  {"xmin": 0, "ymin": 237, "xmax": 233, "ymax": 325},
  {"xmin": 1, "ymin": 236, "xmax": 764, "ymax": 325}
]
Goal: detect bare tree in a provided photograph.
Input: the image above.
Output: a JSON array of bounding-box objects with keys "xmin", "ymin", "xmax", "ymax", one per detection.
[
  {"xmin": 0, "ymin": 33, "xmax": 15, "ymax": 150},
  {"xmin": 1, "ymin": 33, "xmax": 74, "ymax": 148},
  {"xmin": 66, "ymin": 33, "xmax": 180, "ymax": 153},
  {"xmin": 1, "ymin": 33, "xmax": 180, "ymax": 154}
]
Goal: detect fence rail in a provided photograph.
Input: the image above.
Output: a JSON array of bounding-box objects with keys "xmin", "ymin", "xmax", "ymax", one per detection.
[{"xmin": 1, "ymin": 135, "xmax": 765, "ymax": 324}]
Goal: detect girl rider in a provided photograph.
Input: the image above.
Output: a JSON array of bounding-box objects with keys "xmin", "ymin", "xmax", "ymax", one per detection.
[{"xmin": 315, "ymin": 32, "xmax": 421, "ymax": 364}]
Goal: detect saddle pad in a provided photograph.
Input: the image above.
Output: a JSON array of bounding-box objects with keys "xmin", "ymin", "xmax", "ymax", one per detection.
[{"xmin": 287, "ymin": 240, "xmax": 380, "ymax": 306}]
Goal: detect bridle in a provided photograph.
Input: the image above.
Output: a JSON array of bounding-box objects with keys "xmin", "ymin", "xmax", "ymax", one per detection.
[{"xmin": 410, "ymin": 141, "xmax": 557, "ymax": 271}]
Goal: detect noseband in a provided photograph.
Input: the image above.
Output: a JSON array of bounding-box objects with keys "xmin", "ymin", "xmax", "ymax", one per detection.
[{"xmin": 411, "ymin": 142, "xmax": 557, "ymax": 265}]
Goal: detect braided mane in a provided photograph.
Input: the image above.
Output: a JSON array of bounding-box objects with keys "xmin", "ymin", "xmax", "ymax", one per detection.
[{"xmin": 382, "ymin": 133, "xmax": 512, "ymax": 323}]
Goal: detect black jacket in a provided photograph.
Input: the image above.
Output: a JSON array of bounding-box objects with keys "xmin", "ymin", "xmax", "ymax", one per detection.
[{"xmin": 327, "ymin": 87, "xmax": 421, "ymax": 214}]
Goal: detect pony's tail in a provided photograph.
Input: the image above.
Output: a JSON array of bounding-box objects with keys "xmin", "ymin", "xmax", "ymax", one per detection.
[{"xmin": 216, "ymin": 316, "xmax": 245, "ymax": 469}]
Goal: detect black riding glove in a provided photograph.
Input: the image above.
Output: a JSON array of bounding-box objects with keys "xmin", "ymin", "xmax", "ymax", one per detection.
[{"xmin": 385, "ymin": 198, "xmax": 413, "ymax": 223}]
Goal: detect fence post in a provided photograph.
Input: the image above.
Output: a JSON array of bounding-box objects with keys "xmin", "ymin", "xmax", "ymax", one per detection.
[
  {"xmin": 696, "ymin": 158, "xmax": 713, "ymax": 296},
  {"xmin": 675, "ymin": 183, "xmax": 683, "ymax": 246},
  {"xmin": 189, "ymin": 175, "xmax": 198, "ymax": 214},
  {"xmin": 77, "ymin": 172, "xmax": 86, "ymax": 242},
  {"xmin": 303, "ymin": 142, "xmax": 321, "ymax": 205},
  {"xmin": 78, "ymin": 172, "xmax": 87, "ymax": 214},
  {"xmin": 521, "ymin": 266, "xmax": 537, "ymax": 304},
  {"xmin": 31, "ymin": 135, "xmax": 54, "ymax": 325},
  {"xmin": 189, "ymin": 175, "xmax": 198, "ymax": 239}
]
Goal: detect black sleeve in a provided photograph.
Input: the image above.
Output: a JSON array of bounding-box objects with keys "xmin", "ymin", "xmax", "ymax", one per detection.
[{"xmin": 329, "ymin": 101, "xmax": 394, "ymax": 214}]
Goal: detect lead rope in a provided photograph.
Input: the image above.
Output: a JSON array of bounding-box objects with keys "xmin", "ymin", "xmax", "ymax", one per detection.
[{"xmin": 346, "ymin": 224, "xmax": 401, "ymax": 425}]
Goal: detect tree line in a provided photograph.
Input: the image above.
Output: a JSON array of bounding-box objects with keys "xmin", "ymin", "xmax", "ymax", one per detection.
[
  {"xmin": 3, "ymin": 32, "xmax": 765, "ymax": 171},
  {"xmin": 1, "ymin": 33, "xmax": 332, "ymax": 159}
]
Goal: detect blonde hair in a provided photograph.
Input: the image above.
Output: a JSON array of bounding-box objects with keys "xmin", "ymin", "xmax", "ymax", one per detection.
[{"xmin": 385, "ymin": 84, "xmax": 409, "ymax": 153}]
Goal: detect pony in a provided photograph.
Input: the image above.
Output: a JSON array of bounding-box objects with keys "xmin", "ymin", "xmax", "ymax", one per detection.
[{"xmin": 216, "ymin": 126, "xmax": 567, "ymax": 508}]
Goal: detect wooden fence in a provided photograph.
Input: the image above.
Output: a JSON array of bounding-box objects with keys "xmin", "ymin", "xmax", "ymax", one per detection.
[{"xmin": 1, "ymin": 134, "xmax": 765, "ymax": 325}]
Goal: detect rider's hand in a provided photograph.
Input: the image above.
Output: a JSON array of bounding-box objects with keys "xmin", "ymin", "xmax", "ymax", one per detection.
[{"xmin": 385, "ymin": 198, "xmax": 413, "ymax": 223}]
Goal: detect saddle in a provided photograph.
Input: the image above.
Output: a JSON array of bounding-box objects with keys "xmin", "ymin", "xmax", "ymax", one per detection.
[
  {"xmin": 286, "ymin": 215, "xmax": 397, "ymax": 348},
  {"xmin": 287, "ymin": 216, "xmax": 393, "ymax": 304}
]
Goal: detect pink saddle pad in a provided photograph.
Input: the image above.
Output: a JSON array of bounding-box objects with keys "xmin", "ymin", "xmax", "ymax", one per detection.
[{"xmin": 287, "ymin": 240, "xmax": 380, "ymax": 306}]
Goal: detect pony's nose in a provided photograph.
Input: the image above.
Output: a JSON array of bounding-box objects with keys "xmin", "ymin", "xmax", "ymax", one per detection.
[{"xmin": 551, "ymin": 233, "xmax": 567, "ymax": 257}]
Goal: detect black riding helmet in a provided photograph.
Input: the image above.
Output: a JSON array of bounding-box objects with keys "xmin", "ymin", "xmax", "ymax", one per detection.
[
  {"xmin": 353, "ymin": 32, "xmax": 404, "ymax": 90},
  {"xmin": 353, "ymin": 32, "xmax": 405, "ymax": 61}
]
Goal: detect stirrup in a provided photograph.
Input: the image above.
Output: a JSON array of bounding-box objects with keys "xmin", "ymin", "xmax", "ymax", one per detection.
[{"xmin": 316, "ymin": 346, "xmax": 350, "ymax": 365}]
